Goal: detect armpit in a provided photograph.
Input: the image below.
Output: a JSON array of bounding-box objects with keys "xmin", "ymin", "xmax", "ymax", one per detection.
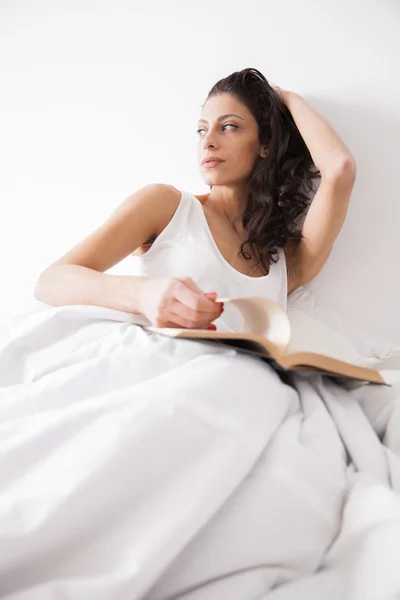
[{"xmin": 132, "ymin": 234, "xmax": 158, "ymax": 257}]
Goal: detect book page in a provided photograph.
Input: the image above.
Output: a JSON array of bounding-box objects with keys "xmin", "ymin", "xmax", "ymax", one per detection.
[
  {"xmin": 286, "ymin": 308, "xmax": 373, "ymax": 367},
  {"xmin": 217, "ymin": 297, "xmax": 291, "ymax": 353}
]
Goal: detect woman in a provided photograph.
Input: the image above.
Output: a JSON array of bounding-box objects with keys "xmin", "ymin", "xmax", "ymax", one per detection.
[
  {"xmin": 34, "ymin": 68, "xmax": 357, "ymax": 332},
  {"xmin": 1, "ymin": 69, "xmax": 359, "ymax": 599}
]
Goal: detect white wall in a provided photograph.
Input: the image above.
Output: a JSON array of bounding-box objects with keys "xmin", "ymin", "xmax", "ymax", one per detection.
[{"xmin": 1, "ymin": 0, "xmax": 399, "ymax": 342}]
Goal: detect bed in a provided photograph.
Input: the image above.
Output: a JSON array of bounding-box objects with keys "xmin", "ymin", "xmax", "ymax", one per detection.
[{"xmin": 1, "ymin": 300, "xmax": 400, "ymax": 599}]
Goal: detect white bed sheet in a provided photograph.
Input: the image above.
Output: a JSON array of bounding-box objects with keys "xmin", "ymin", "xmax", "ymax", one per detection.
[{"xmin": 1, "ymin": 305, "xmax": 400, "ymax": 599}]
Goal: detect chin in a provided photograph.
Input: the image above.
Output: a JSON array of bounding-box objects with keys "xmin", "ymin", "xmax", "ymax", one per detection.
[
  {"xmin": 202, "ymin": 173, "xmax": 223, "ymax": 183},
  {"xmin": 203, "ymin": 179, "xmax": 221, "ymax": 189}
]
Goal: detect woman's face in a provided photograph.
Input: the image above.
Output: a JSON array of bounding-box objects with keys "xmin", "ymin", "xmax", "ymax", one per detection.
[{"xmin": 197, "ymin": 93, "xmax": 265, "ymax": 187}]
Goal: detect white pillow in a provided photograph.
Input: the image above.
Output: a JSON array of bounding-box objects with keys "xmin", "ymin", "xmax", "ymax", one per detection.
[{"xmin": 287, "ymin": 286, "xmax": 400, "ymax": 360}]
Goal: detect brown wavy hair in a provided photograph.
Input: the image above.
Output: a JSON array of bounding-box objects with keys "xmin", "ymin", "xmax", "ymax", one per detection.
[{"xmin": 203, "ymin": 67, "xmax": 321, "ymax": 275}]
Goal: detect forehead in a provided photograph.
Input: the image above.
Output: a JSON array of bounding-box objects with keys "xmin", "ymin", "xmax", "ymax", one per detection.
[{"xmin": 199, "ymin": 93, "xmax": 250, "ymax": 122}]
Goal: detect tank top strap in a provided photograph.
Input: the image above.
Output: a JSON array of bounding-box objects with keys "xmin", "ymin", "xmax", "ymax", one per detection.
[
  {"xmin": 150, "ymin": 188, "xmax": 194, "ymax": 245},
  {"xmin": 171, "ymin": 189, "xmax": 210, "ymax": 238},
  {"xmin": 180, "ymin": 189, "xmax": 218, "ymax": 235}
]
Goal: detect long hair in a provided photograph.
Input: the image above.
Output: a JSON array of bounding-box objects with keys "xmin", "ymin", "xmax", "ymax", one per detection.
[{"xmin": 204, "ymin": 67, "xmax": 321, "ymax": 274}]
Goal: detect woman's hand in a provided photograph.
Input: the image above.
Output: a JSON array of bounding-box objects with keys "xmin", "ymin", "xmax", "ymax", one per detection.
[
  {"xmin": 138, "ymin": 277, "xmax": 223, "ymax": 329},
  {"xmin": 272, "ymin": 85, "xmax": 299, "ymax": 107}
]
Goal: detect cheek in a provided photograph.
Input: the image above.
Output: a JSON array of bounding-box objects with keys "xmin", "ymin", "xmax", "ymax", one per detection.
[
  {"xmin": 236, "ymin": 145, "xmax": 257, "ymax": 168},
  {"xmin": 234, "ymin": 145, "xmax": 249, "ymax": 160}
]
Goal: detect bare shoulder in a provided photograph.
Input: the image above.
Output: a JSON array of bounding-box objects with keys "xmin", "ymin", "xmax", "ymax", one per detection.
[
  {"xmin": 45, "ymin": 182, "xmax": 184, "ymax": 273},
  {"xmin": 135, "ymin": 182, "xmax": 181, "ymax": 211},
  {"xmin": 129, "ymin": 183, "xmax": 183, "ymax": 256},
  {"xmin": 120, "ymin": 182, "xmax": 183, "ymax": 237},
  {"xmin": 143, "ymin": 183, "xmax": 182, "ymax": 234}
]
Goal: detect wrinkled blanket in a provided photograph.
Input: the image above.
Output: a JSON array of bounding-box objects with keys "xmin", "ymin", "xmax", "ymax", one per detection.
[{"xmin": 1, "ymin": 305, "xmax": 400, "ymax": 600}]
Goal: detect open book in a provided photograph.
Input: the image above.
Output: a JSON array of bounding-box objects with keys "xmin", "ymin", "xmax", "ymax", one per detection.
[{"xmin": 145, "ymin": 297, "xmax": 390, "ymax": 386}]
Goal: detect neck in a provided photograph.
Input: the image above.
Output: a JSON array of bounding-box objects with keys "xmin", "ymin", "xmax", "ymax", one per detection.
[{"xmin": 204, "ymin": 186, "xmax": 249, "ymax": 226}]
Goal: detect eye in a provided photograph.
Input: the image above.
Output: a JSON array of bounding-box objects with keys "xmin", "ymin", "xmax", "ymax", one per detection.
[
  {"xmin": 196, "ymin": 123, "xmax": 238, "ymax": 135},
  {"xmin": 223, "ymin": 123, "xmax": 238, "ymax": 131}
]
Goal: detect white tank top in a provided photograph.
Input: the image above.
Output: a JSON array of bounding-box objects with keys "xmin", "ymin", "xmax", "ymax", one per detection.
[{"xmin": 129, "ymin": 189, "xmax": 288, "ymax": 331}]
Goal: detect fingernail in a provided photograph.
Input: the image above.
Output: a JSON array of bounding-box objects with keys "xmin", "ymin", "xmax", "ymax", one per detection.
[{"xmin": 207, "ymin": 324, "xmax": 217, "ymax": 330}]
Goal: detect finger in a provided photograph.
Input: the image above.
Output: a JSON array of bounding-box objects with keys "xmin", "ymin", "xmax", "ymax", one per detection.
[
  {"xmin": 180, "ymin": 279, "xmax": 219, "ymax": 308},
  {"xmin": 179, "ymin": 277, "xmax": 203, "ymax": 293},
  {"xmin": 157, "ymin": 320, "xmax": 216, "ymax": 331},
  {"xmin": 156, "ymin": 320, "xmax": 180, "ymax": 328},
  {"xmin": 176, "ymin": 297, "xmax": 222, "ymax": 323},
  {"xmin": 204, "ymin": 292, "xmax": 217, "ymax": 300},
  {"xmin": 175, "ymin": 281, "xmax": 222, "ymax": 315},
  {"xmin": 167, "ymin": 300, "xmax": 218, "ymax": 329}
]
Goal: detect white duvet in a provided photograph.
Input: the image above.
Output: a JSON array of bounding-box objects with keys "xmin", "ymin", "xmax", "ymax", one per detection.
[{"xmin": 1, "ymin": 305, "xmax": 400, "ymax": 600}]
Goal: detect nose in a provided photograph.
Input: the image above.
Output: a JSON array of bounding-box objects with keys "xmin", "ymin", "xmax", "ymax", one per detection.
[{"xmin": 202, "ymin": 129, "xmax": 219, "ymax": 150}]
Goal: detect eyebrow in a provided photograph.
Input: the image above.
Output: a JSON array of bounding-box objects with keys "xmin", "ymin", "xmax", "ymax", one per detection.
[{"xmin": 198, "ymin": 113, "xmax": 245, "ymax": 124}]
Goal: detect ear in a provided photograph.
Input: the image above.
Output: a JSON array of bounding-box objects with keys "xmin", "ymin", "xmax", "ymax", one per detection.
[{"xmin": 260, "ymin": 146, "xmax": 268, "ymax": 158}]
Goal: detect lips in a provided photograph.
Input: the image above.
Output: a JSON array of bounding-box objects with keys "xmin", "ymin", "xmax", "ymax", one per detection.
[
  {"xmin": 202, "ymin": 160, "xmax": 224, "ymax": 168},
  {"xmin": 202, "ymin": 158, "xmax": 224, "ymax": 165},
  {"xmin": 202, "ymin": 159, "xmax": 225, "ymax": 167}
]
